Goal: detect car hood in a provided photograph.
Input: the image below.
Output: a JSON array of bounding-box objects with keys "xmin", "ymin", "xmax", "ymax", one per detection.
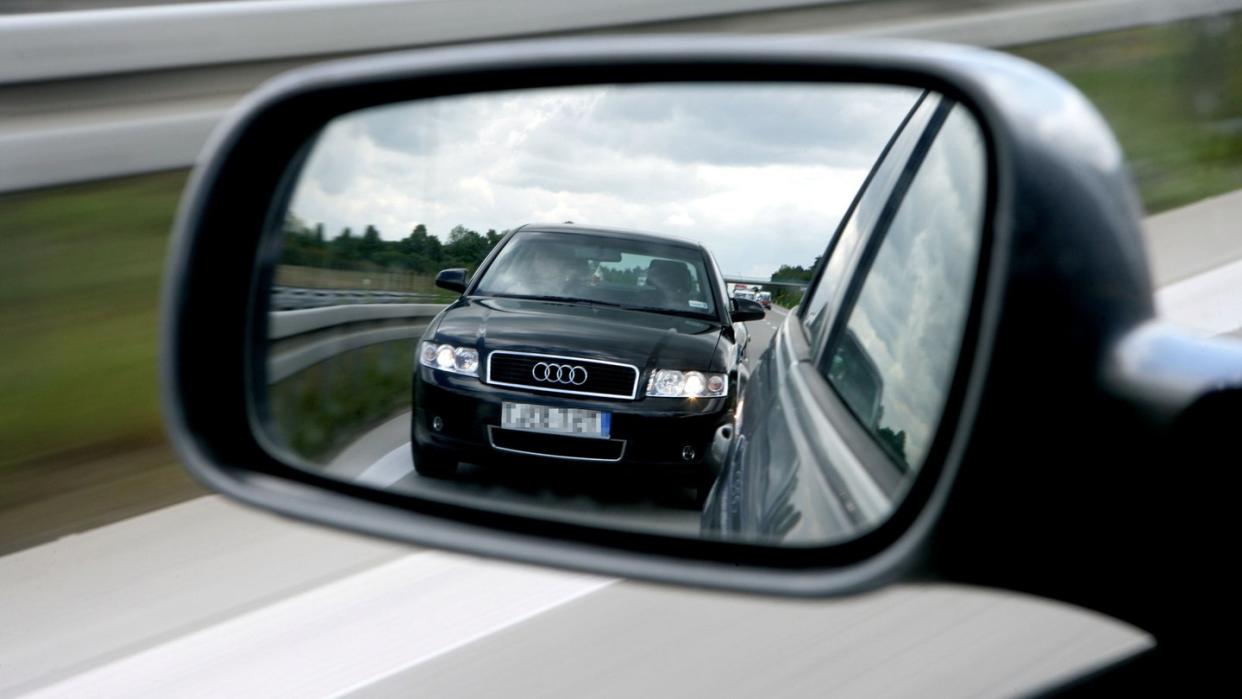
[{"xmin": 432, "ymin": 297, "xmax": 725, "ymax": 371}]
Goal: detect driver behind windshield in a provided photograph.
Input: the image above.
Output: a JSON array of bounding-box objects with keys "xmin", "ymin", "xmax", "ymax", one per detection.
[
  {"xmin": 645, "ymin": 259, "xmax": 692, "ymax": 307},
  {"xmin": 474, "ymin": 229, "xmax": 716, "ymax": 318}
]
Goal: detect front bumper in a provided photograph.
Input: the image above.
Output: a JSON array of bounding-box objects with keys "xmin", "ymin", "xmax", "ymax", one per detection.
[{"xmin": 413, "ymin": 366, "xmax": 730, "ymax": 471}]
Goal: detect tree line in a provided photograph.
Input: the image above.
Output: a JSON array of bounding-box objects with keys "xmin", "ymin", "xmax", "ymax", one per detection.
[
  {"xmin": 768, "ymin": 258, "xmax": 819, "ymax": 307},
  {"xmin": 283, "ymin": 213, "xmax": 821, "ymax": 305},
  {"xmin": 281, "ymin": 214, "xmax": 504, "ymax": 275}
]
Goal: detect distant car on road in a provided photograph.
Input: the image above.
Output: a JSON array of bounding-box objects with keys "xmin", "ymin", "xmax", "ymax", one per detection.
[
  {"xmin": 413, "ymin": 224, "xmax": 764, "ymax": 499},
  {"xmin": 756, "ymin": 291, "xmax": 772, "ymax": 309}
]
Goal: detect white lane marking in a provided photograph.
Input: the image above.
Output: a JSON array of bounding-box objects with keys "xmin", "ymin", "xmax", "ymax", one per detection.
[
  {"xmin": 27, "ymin": 552, "xmax": 615, "ymax": 699},
  {"xmin": 1155, "ymin": 255, "xmax": 1242, "ymax": 336},
  {"xmin": 326, "ymin": 412, "xmax": 410, "ymax": 479},
  {"xmin": 355, "ymin": 443, "xmax": 415, "ymax": 488}
]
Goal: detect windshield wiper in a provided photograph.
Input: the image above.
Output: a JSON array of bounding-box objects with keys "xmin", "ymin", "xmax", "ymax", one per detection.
[
  {"xmin": 489, "ymin": 293, "xmax": 590, "ymax": 304},
  {"xmin": 488, "ymin": 294, "xmax": 714, "ymax": 320},
  {"xmin": 616, "ymin": 305, "xmax": 716, "ymax": 321}
]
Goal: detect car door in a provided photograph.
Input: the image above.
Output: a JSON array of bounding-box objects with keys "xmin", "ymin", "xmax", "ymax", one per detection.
[{"xmin": 705, "ymin": 92, "xmax": 986, "ymax": 546}]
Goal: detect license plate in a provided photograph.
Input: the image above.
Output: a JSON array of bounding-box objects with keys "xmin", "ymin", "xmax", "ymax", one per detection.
[{"xmin": 501, "ymin": 402, "xmax": 610, "ymax": 438}]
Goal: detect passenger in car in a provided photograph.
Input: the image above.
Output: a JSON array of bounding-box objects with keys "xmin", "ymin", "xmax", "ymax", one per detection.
[{"xmin": 646, "ymin": 259, "xmax": 691, "ymax": 306}]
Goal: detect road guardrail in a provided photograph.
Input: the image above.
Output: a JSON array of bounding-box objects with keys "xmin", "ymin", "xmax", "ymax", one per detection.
[
  {"xmin": 4, "ymin": 0, "xmax": 1239, "ymax": 192},
  {"xmin": 267, "ymin": 302, "xmax": 445, "ymax": 382}
]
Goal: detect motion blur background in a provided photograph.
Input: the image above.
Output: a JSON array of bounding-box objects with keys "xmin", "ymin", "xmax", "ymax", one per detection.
[
  {"xmin": 3, "ymin": 0, "xmax": 1240, "ymax": 553},
  {"xmin": 0, "ymin": 3, "xmax": 1239, "ymax": 692}
]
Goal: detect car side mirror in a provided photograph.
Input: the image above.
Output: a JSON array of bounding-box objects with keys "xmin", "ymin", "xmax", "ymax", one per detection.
[
  {"xmin": 161, "ymin": 35, "xmax": 1242, "ymax": 633},
  {"xmin": 435, "ymin": 268, "xmax": 468, "ymax": 293},
  {"xmin": 731, "ymin": 297, "xmax": 765, "ymax": 322}
]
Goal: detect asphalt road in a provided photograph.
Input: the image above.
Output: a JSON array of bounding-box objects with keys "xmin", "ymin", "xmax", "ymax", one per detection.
[
  {"xmin": 319, "ymin": 306, "xmax": 788, "ymax": 539},
  {"xmin": 4, "ymin": 496, "xmax": 1149, "ymax": 698}
]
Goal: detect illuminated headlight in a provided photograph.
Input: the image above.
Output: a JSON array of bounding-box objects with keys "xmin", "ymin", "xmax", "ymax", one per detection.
[
  {"xmin": 419, "ymin": 341, "xmax": 479, "ymax": 377},
  {"xmin": 646, "ymin": 369, "xmax": 728, "ymax": 398}
]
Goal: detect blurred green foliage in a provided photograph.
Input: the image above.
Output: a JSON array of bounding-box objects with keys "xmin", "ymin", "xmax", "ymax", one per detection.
[
  {"xmin": 764, "ymin": 13, "xmax": 1242, "ymax": 289},
  {"xmin": 0, "ymin": 173, "xmax": 186, "ymax": 469},
  {"xmin": 268, "ymin": 341, "xmax": 413, "ymax": 461},
  {"xmin": 283, "ymin": 217, "xmax": 503, "ymax": 276},
  {"xmin": 1011, "ymin": 13, "xmax": 1242, "ymax": 213},
  {"xmin": 768, "ymin": 262, "xmax": 818, "ymax": 308}
]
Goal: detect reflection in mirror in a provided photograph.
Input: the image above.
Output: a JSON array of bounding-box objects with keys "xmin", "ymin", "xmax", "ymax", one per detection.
[{"xmin": 258, "ymin": 82, "xmax": 987, "ymax": 548}]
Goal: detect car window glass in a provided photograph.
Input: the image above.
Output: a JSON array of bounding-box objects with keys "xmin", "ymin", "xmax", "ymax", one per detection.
[
  {"xmin": 801, "ymin": 93, "xmax": 938, "ymax": 344},
  {"xmin": 597, "ymin": 253, "xmax": 708, "ymax": 304},
  {"xmin": 474, "ymin": 231, "xmax": 716, "ymax": 316},
  {"xmin": 823, "ymin": 105, "xmax": 986, "ymax": 471}
]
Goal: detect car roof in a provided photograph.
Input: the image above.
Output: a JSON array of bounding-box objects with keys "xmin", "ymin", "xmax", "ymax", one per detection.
[{"xmin": 514, "ymin": 223, "xmax": 704, "ymax": 251}]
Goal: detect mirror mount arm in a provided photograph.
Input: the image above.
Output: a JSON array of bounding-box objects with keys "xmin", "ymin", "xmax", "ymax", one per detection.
[
  {"xmin": 1104, "ymin": 320, "xmax": 1242, "ymax": 428},
  {"xmin": 1098, "ymin": 320, "xmax": 1242, "ymax": 658},
  {"xmin": 922, "ymin": 320, "xmax": 1242, "ymax": 650}
]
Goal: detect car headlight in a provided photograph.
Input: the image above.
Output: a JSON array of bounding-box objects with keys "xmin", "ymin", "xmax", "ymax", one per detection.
[
  {"xmin": 419, "ymin": 341, "xmax": 479, "ymax": 377},
  {"xmin": 646, "ymin": 369, "xmax": 728, "ymax": 398}
]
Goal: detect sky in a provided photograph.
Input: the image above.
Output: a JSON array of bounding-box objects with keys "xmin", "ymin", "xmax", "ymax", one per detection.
[{"xmin": 286, "ymin": 82, "xmax": 922, "ymax": 278}]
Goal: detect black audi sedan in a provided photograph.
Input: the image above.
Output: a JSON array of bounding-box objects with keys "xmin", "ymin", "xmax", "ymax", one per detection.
[{"xmin": 412, "ymin": 224, "xmax": 763, "ymax": 495}]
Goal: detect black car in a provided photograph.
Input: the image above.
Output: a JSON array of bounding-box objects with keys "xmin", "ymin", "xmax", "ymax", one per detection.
[{"xmin": 412, "ymin": 224, "xmax": 763, "ymax": 493}]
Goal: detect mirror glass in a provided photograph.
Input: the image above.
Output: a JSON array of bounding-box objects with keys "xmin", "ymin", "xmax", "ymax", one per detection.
[{"xmin": 258, "ymin": 82, "xmax": 987, "ymax": 547}]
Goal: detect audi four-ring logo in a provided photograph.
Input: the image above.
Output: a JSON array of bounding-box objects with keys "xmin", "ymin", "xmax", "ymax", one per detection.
[{"xmin": 532, "ymin": 361, "xmax": 588, "ymax": 385}]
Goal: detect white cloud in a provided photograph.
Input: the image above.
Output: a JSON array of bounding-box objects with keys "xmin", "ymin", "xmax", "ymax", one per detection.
[{"xmin": 287, "ymin": 82, "xmax": 921, "ymax": 276}]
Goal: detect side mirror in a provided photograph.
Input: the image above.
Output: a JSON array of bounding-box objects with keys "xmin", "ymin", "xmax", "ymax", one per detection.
[
  {"xmin": 161, "ymin": 35, "xmax": 1242, "ymax": 636},
  {"xmin": 731, "ymin": 297, "xmax": 765, "ymax": 323},
  {"xmin": 435, "ymin": 268, "xmax": 468, "ymax": 293}
]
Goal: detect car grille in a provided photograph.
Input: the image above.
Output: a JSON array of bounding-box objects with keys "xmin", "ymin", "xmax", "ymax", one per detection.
[
  {"xmin": 486, "ymin": 351, "xmax": 639, "ymax": 400},
  {"xmin": 489, "ymin": 427, "xmax": 626, "ymax": 461}
]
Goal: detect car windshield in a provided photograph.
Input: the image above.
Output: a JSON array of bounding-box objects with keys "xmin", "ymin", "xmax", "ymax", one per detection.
[{"xmin": 473, "ymin": 230, "xmax": 718, "ymax": 318}]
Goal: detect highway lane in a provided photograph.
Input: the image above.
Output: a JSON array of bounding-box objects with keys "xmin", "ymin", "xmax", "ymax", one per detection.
[
  {"xmin": 1, "ymin": 496, "xmax": 1149, "ymax": 698},
  {"xmin": 0, "ymin": 496, "xmax": 411, "ymax": 696},
  {"xmin": 1145, "ymin": 189, "xmax": 1242, "ymax": 287},
  {"xmin": 355, "ymin": 581, "xmax": 1149, "ymax": 699}
]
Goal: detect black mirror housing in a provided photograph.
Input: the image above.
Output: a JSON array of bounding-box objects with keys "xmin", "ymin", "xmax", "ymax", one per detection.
[
  {"xmin": 435, "ymin": 268, "xmax": 468, "ymax": 293},
  {"xmin": 731, "ymin": 297, "xmax": 765, "ymax": 322},
  {"xmin": 159, "ymin": 34, "xmax": 1242, "ymax": 643}
]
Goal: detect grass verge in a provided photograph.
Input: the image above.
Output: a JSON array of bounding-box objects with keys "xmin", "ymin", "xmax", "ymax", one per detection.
[{"xmin": 268, "ymin": 340, "xmax": 416, "ymax": 462}]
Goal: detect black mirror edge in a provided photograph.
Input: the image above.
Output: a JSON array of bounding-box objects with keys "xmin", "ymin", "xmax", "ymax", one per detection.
[
  {"xmin": 731, "ymin": 299, "xmax": 766, "ymax": 323},
  {"xmin": 161, "ymin": 36, "xmax": 990, "ymax": 602},
  {"xmin": 159, "ymin": 35, "xmax": 1242, "ymax": 659},
  {"xmin": 435, "ymin": 268, "xmax": 468, "ymax": 293}
]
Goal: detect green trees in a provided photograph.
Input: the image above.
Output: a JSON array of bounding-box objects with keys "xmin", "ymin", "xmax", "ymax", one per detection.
[
  {"xmin": 876, "ymin": 426, "xmax": 909, "ymax": 465},
  {"xmin": 285, "ymin": 216, "xmax": 831, "ymax": 310},
  {"xmin": 769, "ymin": 257, "xmax": 819, "ymax": 307},
  {"xmin": 281, "ymin": 216, "xmax": 503, "ymax": 275}
]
